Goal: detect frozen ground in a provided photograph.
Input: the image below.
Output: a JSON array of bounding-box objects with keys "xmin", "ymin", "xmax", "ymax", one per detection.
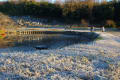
[{"xmin": 0, "ymin": 32, "xmax": 120, "ymax": 80}]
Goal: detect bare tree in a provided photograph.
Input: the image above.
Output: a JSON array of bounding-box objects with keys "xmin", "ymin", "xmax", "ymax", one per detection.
[{"xmin": 55, "ymin": 0, "xmax": 63, "ymax": 4}]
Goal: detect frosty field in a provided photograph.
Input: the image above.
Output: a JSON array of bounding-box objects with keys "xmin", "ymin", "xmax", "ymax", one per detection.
[{"xmin": 0, "ymin": 32, "xmax": 120, "ymax": 80}]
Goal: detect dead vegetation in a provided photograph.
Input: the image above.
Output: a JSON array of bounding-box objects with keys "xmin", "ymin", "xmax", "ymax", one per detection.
[{"xmin": 0, "ymin": 12, "xmax": 22, "ymax": 29}]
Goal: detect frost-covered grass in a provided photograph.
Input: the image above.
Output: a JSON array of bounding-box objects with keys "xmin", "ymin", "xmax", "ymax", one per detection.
[
  {"xmin": 0, "ymin": 32, "xmax": 120, "ymax": 80},
  {"xmin": 0, "ymin": 53, "xmax": 93, "ymax": 80},
  {"xmin": 0, "ymin": 51, "xmax": 119, "ymax": 80}
]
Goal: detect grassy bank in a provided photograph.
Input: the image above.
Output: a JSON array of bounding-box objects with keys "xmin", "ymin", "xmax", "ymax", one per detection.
[{"xmin": 0, "ymin": 12, "xmax": 24, "ymax": 29}]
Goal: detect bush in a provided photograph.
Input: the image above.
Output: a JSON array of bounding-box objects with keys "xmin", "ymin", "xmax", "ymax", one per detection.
[
  {"xmin": 116, "ymin": 22, "xmax": 120, "ymax": 28},
  {"xmin": 105, "ymin": 20, "xmax": 116, "ymax": 28},
  {"xmin": 81, "ymin": 19, "xmax": 89, "ymax": 27}
]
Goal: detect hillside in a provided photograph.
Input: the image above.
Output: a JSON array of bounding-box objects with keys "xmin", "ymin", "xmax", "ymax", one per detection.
[{"xmin": 0, "ymin": 13, "xmax": 22, "ymax": 29}]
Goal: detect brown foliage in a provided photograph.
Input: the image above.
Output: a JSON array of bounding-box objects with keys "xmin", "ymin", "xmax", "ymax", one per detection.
[
  {"xmin": 0, "ymin": 13, "xmax": 18, "ymax": 29},
  {"xmin": 105, "ymin": 20, "xmax": 116, "ymax": 28}
]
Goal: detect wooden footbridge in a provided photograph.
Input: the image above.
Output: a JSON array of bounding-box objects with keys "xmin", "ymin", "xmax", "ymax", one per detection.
[
  {"xmin": 5, "ymin": 28, "xmax": 65, "ymax": 35},
  {"xmin": 17, "ymin": 30, "xmax": 46, "ymax": 35}
]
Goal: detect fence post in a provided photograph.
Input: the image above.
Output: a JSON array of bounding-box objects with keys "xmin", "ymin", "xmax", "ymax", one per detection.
[
  {"xmin": 90, "ymin": 26, "xmax": 94, "ymax": 32},
  {"xmin": 102, "ymin": 26, "xmax": 105, "ymax": 32}
]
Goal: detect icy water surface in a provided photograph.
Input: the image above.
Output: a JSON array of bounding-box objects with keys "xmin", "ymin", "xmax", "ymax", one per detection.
[{"xmin": 0, "ymin": 31, "xmax": 98, "ymax": 49}]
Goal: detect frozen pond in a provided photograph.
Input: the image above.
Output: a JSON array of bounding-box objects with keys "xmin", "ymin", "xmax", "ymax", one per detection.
[{"xmin": 0, "ymin": 31, "xmax": 99, "ymax": 50}]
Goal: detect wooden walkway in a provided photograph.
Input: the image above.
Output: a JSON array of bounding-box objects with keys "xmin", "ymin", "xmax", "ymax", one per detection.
[{"xmin": 5, "ymin": 28, "xmax": 65, "ymax": 35}]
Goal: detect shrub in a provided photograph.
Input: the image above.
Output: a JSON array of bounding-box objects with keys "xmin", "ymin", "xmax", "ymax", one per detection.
[
  {"xmin": 116, "ymin": 22, "xmax": 120, "ymax": 28},
  {"xmin": 105, "ymin": 20, "xmax": 116, "ymax": 28},
  {"xmin": 81, "ymin": 19, "xmax": 89, "ymax": 27}
]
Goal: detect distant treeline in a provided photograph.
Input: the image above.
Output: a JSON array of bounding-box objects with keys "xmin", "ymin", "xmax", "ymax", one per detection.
[{"xmin": 0, "ymin": 1, "xmax": 120, "ymax": 27}]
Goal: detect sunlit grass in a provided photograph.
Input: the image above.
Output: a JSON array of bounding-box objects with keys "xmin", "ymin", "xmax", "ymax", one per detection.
[
  {"xmin": 0, "ymin": 30, "xmax": 5, "ymax": 34},
  {"xmin": 0, "ymin": 30, "xmax": 6, "ymax": 39}
]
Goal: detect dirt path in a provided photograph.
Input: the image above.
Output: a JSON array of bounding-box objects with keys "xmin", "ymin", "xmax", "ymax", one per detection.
[{"xmin": 108, "ymin": 31, "xmax": 120, "ymax": 37}]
